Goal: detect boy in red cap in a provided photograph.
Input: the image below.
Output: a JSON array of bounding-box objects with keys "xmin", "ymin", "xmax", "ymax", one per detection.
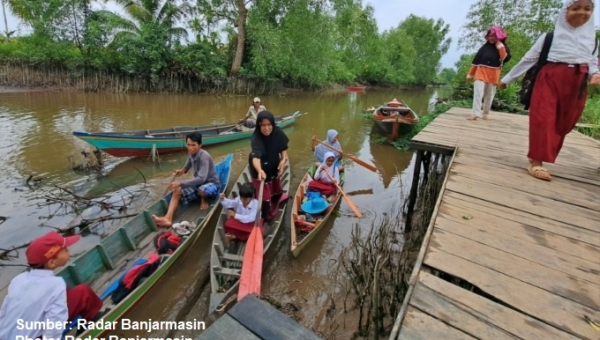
[{"xmin": 0, "ymin": 231, "xmax": 103, "ymax": 339}]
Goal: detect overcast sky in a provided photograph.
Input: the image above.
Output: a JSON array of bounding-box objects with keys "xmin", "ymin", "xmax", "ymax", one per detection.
[{"xmin": 2, "ymin": 0, "xmax": 598, "ymax": 69}]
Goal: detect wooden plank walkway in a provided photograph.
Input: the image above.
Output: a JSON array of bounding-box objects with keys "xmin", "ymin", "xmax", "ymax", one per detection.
[
  {"xmin": 196, "ymin": 295, "xmax": 322, "ymax": 340},
  {"xmin": 392, "ymin": 108, "xmax": 600, "ymax": 340}
]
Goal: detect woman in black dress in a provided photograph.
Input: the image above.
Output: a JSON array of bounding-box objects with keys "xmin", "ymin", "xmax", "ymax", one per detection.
[{"xmin": 248, "ymin": 111, "xmax": 289, "ymax": 221}]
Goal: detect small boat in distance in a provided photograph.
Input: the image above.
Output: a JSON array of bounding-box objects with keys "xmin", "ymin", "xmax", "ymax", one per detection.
[
  {"xmin": 74, "ymin": 111, "xmax": 301, "ymax": 158},
  {"xmin": 347, "ymin": 85, "xmax": 367, "ymax": 92},
  {"xmin": 372, "ymin": 99, "xmax": 419, "ymax": 141}
]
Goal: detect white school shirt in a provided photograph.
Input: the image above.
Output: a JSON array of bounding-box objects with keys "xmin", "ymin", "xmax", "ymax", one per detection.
[
  {"xmin": 220, "ymin": 197, "xmax": 258, "ymax": 224},
  {"xmin": 313, "ymin": 166, "xmax": 340, "ymax": 183},
  {"xmin": 0, "ymin": 269, "xmax": 68, "ymax": 340}
]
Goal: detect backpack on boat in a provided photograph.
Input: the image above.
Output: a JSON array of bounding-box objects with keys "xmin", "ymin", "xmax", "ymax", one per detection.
[
  {"xmin": 154, "ymin": 231, "xmax": 181, "ymax": 255},
  {"xmin": 111, "ymin": 253, "xmax": 161, "ymax": 304},
  {"xmin": 519, "ymin": 32, "xmax": 598, "ymax": 110}
]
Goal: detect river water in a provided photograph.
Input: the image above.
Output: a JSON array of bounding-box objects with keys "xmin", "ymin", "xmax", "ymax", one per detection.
[{"xmin": 0, "ymin": 87, "xmax": 444, "ymax": 338}]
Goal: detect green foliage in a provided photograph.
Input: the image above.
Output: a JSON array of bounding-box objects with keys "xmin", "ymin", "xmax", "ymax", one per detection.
[
  {"xmin": 580, "ymin": 91, "xmax": 600, "ymax": 139},
  {"xmin": 380, "ymin": 28, "xmax": 416, "ymax": 84},
  {"xmin": 398, "ymin": 15, "xmax": 451, "ymax": 85},
  {"xmin": 0, "ymin": 0, "xmax": 455, "ymax": 88},
  {"xmin": 437, "ymin": 68, "xmax": 457, "ymax": 84},
  {"xmin": 459, "ymin": 0, "xmax": 561, "ymax": 50}
]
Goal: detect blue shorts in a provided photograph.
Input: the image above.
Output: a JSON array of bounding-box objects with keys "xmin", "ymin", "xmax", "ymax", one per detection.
[{"xmin": 168, "ymin": 182, "xmax": 220, "ymax": 205}]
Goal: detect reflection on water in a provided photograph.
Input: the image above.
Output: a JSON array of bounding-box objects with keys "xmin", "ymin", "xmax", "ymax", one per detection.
[{"xmin": 0, "ymin": 87, "xmax": 436, "ymax": 335}]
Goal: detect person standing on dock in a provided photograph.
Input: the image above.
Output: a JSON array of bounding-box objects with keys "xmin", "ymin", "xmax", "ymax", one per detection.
[
  {"xmin": 466, "ymin": 26, "xmax": 510, "ymax": 121},
  {"xmin": 499, "ymin": 0, "xmax": 600, "ymax": 181},
  {"xmin": 240, "ymin": 97, "xmax": 266, "ymax": 128}
]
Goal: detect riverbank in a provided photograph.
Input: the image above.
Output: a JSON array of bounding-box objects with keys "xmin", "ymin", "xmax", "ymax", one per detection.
[{"xmin": 0, "ymin": 85, "xmax": 61, "ymax": 93}]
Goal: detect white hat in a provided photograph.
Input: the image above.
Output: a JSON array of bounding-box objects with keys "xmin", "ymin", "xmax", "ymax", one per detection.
[{"xmin": 253, "ymin": 97, "xmax": 261, "ymax": 103}]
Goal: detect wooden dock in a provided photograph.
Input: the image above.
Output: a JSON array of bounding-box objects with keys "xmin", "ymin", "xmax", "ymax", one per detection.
[
  {"xmin": 390, "ymin": 108, "xmax": 600, "ymax": 340},
  {"xmin": 196, "ymin": 295, "xmax": 322, "ymax": 340}
]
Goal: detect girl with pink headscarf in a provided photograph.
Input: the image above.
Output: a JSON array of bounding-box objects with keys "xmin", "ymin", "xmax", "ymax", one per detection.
[{"xmin": 466, "ymin": 25, "xmax": 511, "ymax": 120}]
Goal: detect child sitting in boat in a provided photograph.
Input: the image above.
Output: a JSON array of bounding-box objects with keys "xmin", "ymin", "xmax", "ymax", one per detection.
[
  {"xmin": 220, "ymin": 182, "xmax": 259, "ymax": 242},
  {"xmin": 308, "ymin": 152, "xmax": 340, "ymax": 197},
  {"xmin": 311, "ymin": 129, "xmax": 344, "ymax": 172},
  {"xmin": 0, "ymin": 232, "xmax": 104, "ymax": 339}
]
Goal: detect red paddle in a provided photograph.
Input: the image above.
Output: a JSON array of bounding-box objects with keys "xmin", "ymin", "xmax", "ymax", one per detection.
[{"xmin": 238, "ymin": 179, "xmax": 265, "ymax": 301}]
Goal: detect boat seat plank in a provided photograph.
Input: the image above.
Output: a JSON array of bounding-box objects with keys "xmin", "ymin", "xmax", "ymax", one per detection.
[
  {"xmin": 102, "ymin": 229, "xmax": 135, "ymax": 264},
  {"xmin": 213, "ymin": 267, "xmax": 241, "ymax": 277},
  {"xmin": 228, "ymin": 295, "xmax": 322, "ymax": 340},
  {"xmin": 221, "ymin": 253, "xmax": 244, "ymax": 262},
  {"xmin": 72, "ymin": 248, "xmax": 110, "ymax": 284},
  {"xmin": 95, "ymin": 244, "xmax": 115, "ymax": 270},
  {"xmin": 118, "ymin": 228, "xmax": 136, "ymax": 250},
  {"xmin": 195, "ymin": 314, "xmax": 260, "ymax": 340}
]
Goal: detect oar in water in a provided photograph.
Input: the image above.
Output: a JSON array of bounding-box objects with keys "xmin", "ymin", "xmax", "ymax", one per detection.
[
  {"xmin": 238, "ymin": 179, "xmax": 265, "ymax": 301},
  {"xmin": 323, "ymin": 168, "xmax": 362, "ymax": 218},
  {"xmin": 314, "ymin": 138, "xmax": 377, "ymax": 173}
]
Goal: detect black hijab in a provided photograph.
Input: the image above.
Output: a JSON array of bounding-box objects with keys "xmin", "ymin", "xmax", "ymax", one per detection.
[
  {"xmin": 471, "ymin": 40, "xmax": 511, "ymax": 67},
  {"xmin": 248, "ymin": 111, "xmax": 289, "ymax": 177}
]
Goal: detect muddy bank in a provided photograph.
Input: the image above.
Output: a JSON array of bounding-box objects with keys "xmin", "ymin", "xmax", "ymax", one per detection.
[{"xmin": 0, "ymin": 85, "xmax": 61, "ymax": 93}]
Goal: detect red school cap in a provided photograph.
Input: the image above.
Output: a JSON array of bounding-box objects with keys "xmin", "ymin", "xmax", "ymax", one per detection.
[{"xmin": 26, "ymin": 231, "xmax": 80, "ymax": 267}]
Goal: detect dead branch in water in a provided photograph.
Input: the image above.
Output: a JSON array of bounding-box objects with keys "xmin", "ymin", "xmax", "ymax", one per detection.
[
  {"xmin": 340, "ymin": 211, "xmax": 404, "ymax": 339},
  {"xmin": 68, "ymin": 149, "xmax": 104, "ymax": 173}
]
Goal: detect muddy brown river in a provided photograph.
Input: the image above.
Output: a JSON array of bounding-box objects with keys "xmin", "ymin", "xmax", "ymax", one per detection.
[{"xmin": 0, "ymin": 87, "xmax": 445, "ymax": 338}]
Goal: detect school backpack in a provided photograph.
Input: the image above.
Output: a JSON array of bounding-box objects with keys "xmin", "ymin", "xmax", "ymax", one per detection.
[
  {"xmin": 153, "ymin": 231, "xmax": 181, "ymax": 255},
  {"xmin": 503, "ymin": 43, "xmax": 512, "ymax": 64},
  {"xmin": 519, "ymin": 32, "xmax": 598, "ymax": 110},
  {"xmin": 111, "ymin": 253, "xmax": 161, "ymax": 304}
]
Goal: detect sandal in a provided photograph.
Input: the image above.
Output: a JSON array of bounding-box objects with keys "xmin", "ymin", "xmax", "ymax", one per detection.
[{"xmin": 528, "ymin": 166, "xmax": 552, "ymax": 181}]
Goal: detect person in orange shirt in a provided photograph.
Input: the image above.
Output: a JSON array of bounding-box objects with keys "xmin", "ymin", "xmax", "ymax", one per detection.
[{"xmin": 466, "ymin": 26, "xmax": 510, "ymax": 120}]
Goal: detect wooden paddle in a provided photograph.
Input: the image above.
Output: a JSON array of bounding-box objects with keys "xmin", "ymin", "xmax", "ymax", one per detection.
[
  {"xmin": 162, "ymin": 172, "xmax": 178, "ymax": 196},
  {"xmin": 314, "ymin": 138, "xmax": 377, "ymax": 173},
  {"xmin": 238, "ymin": 179, "xmax": 265, "ymax": 301},
  {"xmin": 323, "ymin": 168, "xmax": 362, "ymax": 218}
]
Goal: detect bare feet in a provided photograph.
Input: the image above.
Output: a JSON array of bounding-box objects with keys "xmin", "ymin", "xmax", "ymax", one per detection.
[
  {"xmin": 482, "ymin": 116, "xmax": 489, "ymax": 120},
  {"xmin": 200, "ymin": 201, "xmax": 209, "ymax": 211},
  {"xmin": 467, "ymin": 116, "xmax": 478, "ymax": 121},
  {"xmin": 151, "ymin": 215, "xmax": 172, "ymax": 227}
]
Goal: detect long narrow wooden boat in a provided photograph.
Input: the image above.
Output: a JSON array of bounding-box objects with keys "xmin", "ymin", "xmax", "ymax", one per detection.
[
  {"xmin": 60, "ymin": 153, "xmax": 233, "ymax": 338},
  {"xmin": 347, "ymin": 85, "xmax": 367, "ymax": 92},
  {"xmin": 209, "ymin": 159, "xmax": 291, "ymax": 313},
  {"xmin": 290, "ymin": 164, "xmax": 345, "ymax": 257},
  {"xmin": 372, "ymin": 99, "xmax": 419, "ymax": 140},
  {"xmin": 74, "ymin": 111, "xmax": 301, "ymax": 157}
]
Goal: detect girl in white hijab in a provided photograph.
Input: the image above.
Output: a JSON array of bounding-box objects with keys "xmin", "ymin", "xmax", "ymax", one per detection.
[
  {"xmin": 308, "ymin": 151, "xmax": 340, "ymax": 197},
  {"xmin": 499, "ymin": 0, "xmax": 600, "ymax": 181}
]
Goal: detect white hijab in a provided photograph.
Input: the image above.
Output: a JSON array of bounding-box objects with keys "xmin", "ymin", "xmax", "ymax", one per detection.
[
  {"xmin": 546, "ymin": 0, "xmax": 597, "ymax": 64},
  {"xmin": 317, "ymin": 151, "xmax": 339, "ymax": 183}
]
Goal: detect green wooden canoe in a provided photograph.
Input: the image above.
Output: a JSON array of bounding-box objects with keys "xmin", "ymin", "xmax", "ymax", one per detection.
[{"xmin": 60, "ymin": 153, "xmax": 233, "ymax": 338}]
